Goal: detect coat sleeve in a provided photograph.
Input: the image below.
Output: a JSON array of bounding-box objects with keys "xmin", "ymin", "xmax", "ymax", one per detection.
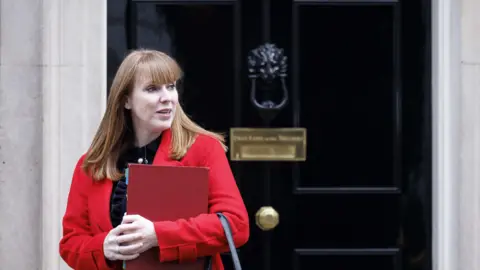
[
  {"xmin": 59, "ymin": 156, "xmax": 114, "ymax": 270},
  {"xmin": 153, "ymin": 137, "xmax": 250, "ymax": 263}
]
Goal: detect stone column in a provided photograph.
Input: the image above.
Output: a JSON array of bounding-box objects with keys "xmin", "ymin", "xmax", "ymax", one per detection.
[
  {"xmin": 41, "ymin": 0, "xmax": 107, "ymax": 269},
  {"xmin": 0, "ymin": 0, "xmax": 43, "ymax": 269},
  {"xmin": 434, "ymin": 0, "xmax": 480, "ymax": 269},
  {"xmin": 458, "ymin": 0, "xmax": 480, "ymax": 269}
]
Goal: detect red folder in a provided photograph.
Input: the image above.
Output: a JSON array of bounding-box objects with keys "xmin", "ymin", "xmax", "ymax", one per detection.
[{"xmin": 125, "ymin": 164, "xmax": 210, "ymax": 270}]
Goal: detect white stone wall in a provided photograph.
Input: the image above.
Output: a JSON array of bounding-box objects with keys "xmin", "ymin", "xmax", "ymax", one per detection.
[
  {"xmin": 432, "ymin": 0, "xmax": 480, "ymax": 269},
  {"xmin": 458, "ymin": 0, "xmax": 480, "ymax": 269},
  {"xmin": 0, "ymin": 0, "xmax": 106, "ymax": 269},
  {"xmin": 0, "ymin": 0, "xmax": 43, "ymax": 269}
]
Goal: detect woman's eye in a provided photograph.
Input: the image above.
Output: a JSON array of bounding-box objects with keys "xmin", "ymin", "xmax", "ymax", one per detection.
[
  {"xmin": 145, "ymin": 86, "xmax": 157, "ymax": 92},
  {"xmin": 166, "ymin": 84, "xmax": 175, "ymax": 90}
]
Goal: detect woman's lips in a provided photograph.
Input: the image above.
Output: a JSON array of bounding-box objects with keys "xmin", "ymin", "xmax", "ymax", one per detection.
[
  {"xmin": 156, "ymin": 109, "xmax": 172, "ymax": 119},
  {"xmin": 156, "ymin": 109, "xmax": 172, "ymax": 114}
]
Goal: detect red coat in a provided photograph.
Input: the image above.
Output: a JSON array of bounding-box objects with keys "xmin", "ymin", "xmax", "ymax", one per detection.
[{"xmin": 59, "ymin": 129, "xmax": 250, "ymax": 270}]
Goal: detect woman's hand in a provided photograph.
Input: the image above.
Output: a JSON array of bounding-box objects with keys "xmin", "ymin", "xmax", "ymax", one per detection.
[
  {"xmin": 103, "ymin": 223, "xmax": 145, "ymax": 261},
  {"xmin": 121, "ymin": 214, "xmax": 158, "ymax": 253}
]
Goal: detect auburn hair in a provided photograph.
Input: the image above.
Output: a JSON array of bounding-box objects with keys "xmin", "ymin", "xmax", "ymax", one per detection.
[{"xmin": 83, "ymin": 49, "xmax": 226, "ymax": 181}]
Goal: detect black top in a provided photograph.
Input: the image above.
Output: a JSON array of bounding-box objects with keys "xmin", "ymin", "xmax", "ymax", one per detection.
[{"xmin": 110, "ymin": 135, "xmax": 162, "ymax": 228}]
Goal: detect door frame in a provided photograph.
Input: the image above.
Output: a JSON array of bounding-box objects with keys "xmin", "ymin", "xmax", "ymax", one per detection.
[{"xmin": 432, "ymin": 0, "xmax": 463, "ymax": 270}]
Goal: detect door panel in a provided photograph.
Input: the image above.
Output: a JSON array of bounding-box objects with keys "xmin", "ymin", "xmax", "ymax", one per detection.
[
  {"xmin": 296, "ymin": 4, "xmax": 398, "ymax": 190},
  {"xmin": 127, "ymin": 2, "xmax": 240, "ymax": 132},
  {"xmin": 108, "ymin": 0, "xmax": 432, "ymax": 269}
]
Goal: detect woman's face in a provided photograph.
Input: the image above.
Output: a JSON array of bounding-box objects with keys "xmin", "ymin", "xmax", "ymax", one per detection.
[{"xmin": 125, "ymin": 76, "xmax": 179, "ymax": 136}]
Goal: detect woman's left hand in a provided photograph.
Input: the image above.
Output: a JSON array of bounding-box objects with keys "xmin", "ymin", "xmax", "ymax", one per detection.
[{"xmin": 121, "ymin": 214, "xmax": 158, "ymax": 252}]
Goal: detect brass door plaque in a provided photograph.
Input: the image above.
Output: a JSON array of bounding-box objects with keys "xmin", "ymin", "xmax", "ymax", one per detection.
[{"xmin": 229, "ymin": 128, "xmax": 306, "ymax": 161}]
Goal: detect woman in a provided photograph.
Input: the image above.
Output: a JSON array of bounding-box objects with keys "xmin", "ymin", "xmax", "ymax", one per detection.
[{"xmin": 59, "ymin": 49, "xmax": 249, "ymax": 270}]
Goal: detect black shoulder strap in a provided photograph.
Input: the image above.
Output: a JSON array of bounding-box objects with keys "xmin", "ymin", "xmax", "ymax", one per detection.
[{"xmin": 206, "ymin": 213, "xmax": 243, "ymax": 270}]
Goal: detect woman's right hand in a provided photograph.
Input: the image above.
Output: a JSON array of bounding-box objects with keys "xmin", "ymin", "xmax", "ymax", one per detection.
[{"xmin": 103, "ymin": 223, "xmax": 145, "ymax": 261}]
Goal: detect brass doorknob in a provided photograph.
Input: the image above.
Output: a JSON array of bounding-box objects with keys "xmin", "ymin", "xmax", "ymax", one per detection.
[{"xmin": 255, "ymin": 206, "xmax": 279, "ymax": 231}]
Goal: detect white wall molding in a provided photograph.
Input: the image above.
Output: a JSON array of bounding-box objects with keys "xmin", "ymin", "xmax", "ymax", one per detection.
[
  {"xmin": 433, "ymin": 0, "xmax": 480, "ymax": 268},
  {"xmin": 41, "ymin": 0, "xmax": 107, "ymax": 269},
  {"xmin": 432, "ymin": 0, "xmax": 461, "ymax": 269}
]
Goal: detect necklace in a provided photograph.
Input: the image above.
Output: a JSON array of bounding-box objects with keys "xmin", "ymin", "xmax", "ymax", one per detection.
[{"xmin": 137, "ymin": 145, "xmax": 148, "ymax": 164}]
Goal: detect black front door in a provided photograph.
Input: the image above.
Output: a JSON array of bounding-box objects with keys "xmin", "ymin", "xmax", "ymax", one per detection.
[{"xmin": 108, "ymin": 0, "xmax": 432, "ymax": 269}]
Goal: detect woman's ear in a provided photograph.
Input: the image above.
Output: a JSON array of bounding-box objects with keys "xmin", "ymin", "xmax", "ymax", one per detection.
[{"xmin": 124, "ymin": 97, "xmax": 132, "ymax": 110}]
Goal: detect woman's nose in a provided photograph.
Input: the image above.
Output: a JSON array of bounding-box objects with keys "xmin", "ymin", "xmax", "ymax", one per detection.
[
  {"xmin": 159, "ymin": 96, "xmax": 170, "ymax": 103},
  {"xmin": 159, "ymin": 90, "xmax": 172, "ymax": 103}
]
